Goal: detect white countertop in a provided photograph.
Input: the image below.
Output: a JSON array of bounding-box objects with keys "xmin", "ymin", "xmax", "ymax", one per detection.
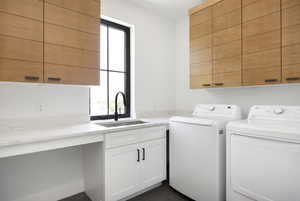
[{"xmin": 0, "ymin": 117, "xmax": 170, "ymax": 159}]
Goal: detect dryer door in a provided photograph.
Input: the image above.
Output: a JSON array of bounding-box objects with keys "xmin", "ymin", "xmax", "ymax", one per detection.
[{"xmin": 230, "ymin": 134, "xmax": 300, "ymax": 201}]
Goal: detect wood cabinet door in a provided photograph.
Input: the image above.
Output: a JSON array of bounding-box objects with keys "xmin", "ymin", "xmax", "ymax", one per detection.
[
  {"xmin": 242, "ymin": 0, "xmax": 281, "ymax": 86},
  {"xmin": 212, "ymin": 0, "xmax": 242, "ymax": 87},
  {"xmin": 190, "ymin": 7, "xmax": 213, "ymax": 89},
  {"xmin": 105, "ymin": 144, "xmax": 141, "ymax": 201},
  {"xmin": 282, "ymin": 3, "xmax": 300, "ymax": 83},
  {"xmin": 0, "ymin": 0, "xmax": 43, "ymax": 83},
  {"xmin": 44, "ymin": 0, "xmax": 100, "ymax": 85},
  {"xmin": 139, "ymin": 138, "xmax": 166, "ymax": 190}
]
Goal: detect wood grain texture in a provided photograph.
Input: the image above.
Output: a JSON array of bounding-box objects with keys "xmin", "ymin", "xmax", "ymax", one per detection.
[
  {"xmin": 243, "ymin": 30, "xmax": 281, "ymax": 55},
  {"xmin": 0, "ymin": 58, "xmax": 43, "ymax": 83},
  {"xmin": 45, "ymin": 3, "xmax": 99, "ymax": 34},
  {"xmin": 282, "ymin": 24, "xmax": 300, "ymax": 47},
  {"xmin": 282, "ymin": 0, "xmax": 300, "ymax": 10},
  {"xmin": 45, "ymin": 0, "xmax": 100, "ymax": 18},
  {"xmin": 282, "ymin": 64, "xmax": 300, "ymax": 83},
  {"xmin": 213, "ymin": 25, "xmax": 241, "ymax": 46},
  {"xmin": 190, "ymin": 21, "xmax": 212, "ymax": 40},
  {"xmin": 243, "ymin": 48, "xmax": 281, "ymax": 70},
  {"xmin": 243, "ymin": 67, "xmax": 281, "ymax": 85},
  {"xmin": 189, "ymin": 0, "xmax": 222, "ymax": 15},
  {"xmin": 282, "ymin": 44, "xmax": 300, "ymax": 66},
  {"xmin": 45, "ymin": 44, "xmax": 99, "ymax": 69},
  {"xmin": 0, "ymin": 12, "xmax": 43, "ymax": 41},
  {"xmin": 190, "ymin": 75, "xmax": 212, "ymax": 89},
  {"xmin": 212, "ymin": 8, "xmax": 241, "ymax": 33},
  {"xmin": 212, "ymin": 0, "xmax": 241, "ymax": 18},
  {"xmin": 213, "ymin": 55, "xmax": 241, "ymax": 73},
  {"xmin": 0, "ymin": 0, "xmax": 43, "ymax": 20},
  {"xmin": 213, "ymin": 71, "xmax": 241, "ymax": 87},
  {"xmin": 243, "ymin": 0, "xmax": 280, "ymax": 22},
  {"xmin": 44, "ymin": 64, "xmax": 100, "ymax": 85},
  {"xmin": 190, "ymin": 7, "xmax": 211, "ymax": 26},
  {"xmin": 190, "ymin": 35, "xmax": 211, "ymax": 52},
  {"xmin": 45, "ymin": 23, "xmax": 99, "ymax": 51},
  {"xmin": 191, "ymin": 48, "xmax": 212, "ymax": 64},
  {"xmin": 213, "ymin": 40, "xmax": 241, "ymax": 60},
  {"xmin": 242, "ymin": 0, "xmax": 258, "ymax": 7},
  {"xmin": 243, "ymin": 12, "xmax": 280, "ymax": 38},
  {"xmin": 191, "ymin": 62, "xmax": 212, "ymax": 76},
  {"xmin": 282, "ymin": 4, "xmax": 300, "ymax": 28},
  {"xmin": 0, "ymin": 35, "xmax": 43, "ymax": 62}
]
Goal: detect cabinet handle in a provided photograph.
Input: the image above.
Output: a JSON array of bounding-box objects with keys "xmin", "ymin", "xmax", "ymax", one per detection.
[
  {"xmin": 202, "ymin": 84, "xmax": 211, "ymax": 87},
  {"xmin": 137, "ymin": 149, "xmax": 140, "ymax": 162},
  {"xmin": 214, "ymin": 83, "xmax": 224, "ymax": 86},
  {"xmin": 286, "ymin": 77, "xmax": 300, "ymax": 81},
  {"xmin": 48, "ymin": 77, "xmax": 61, "ymax": 81},
  {"xmin": 265, "ymin": 79, "xmax": 278, "ymax": 83},
  {"xmin": 142, "ymin": 148, "xmax": 145, "ymax": 161},
  {"xmin": 25, "ymin": 76, "xmax": 39, "ymax": 81}
]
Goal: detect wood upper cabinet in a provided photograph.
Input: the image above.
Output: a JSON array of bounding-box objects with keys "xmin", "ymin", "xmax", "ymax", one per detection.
[
  {"xmin": 0, "ymin": 0, "xmax": 100, "ymax": 85},
  {"xmin": 212, "ymin": 0, "xmax": 242, "ymax": 88},
  {"xmin": 189, "ymin": 0, "xmax": 242, "ymax": 89},
  {"xmin": 190, "ymin": 7, "xmax": 213, "ymax": 89},
  {"xmin": 44, "ymin": 0, "xmax": 100, "ymax": 85},
  {"xmin": 0, "ymin": 0, "xmax": 43, "ymax": 83},
  {"xmin": 282, "ymin": 3, "xmax": 300, "ymax": 83},
  {"xmin": 242, "ymin": 0, "xmax": 281, "ymax": 86}
]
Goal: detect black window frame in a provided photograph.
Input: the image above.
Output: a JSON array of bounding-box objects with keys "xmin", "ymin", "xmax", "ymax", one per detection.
[{"xmin": 90, "ymin": 19, "xmax": 131, "ymax": 121}]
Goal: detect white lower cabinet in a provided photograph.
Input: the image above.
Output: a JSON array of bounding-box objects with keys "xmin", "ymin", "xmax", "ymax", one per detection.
[
  {"xmin": 104, "ymin": 126, "xmax": 167, "ymax": 201},
  {"xmin": 105, "ymin": 144, "xmax": 141, "ymax": 201},
  {"xmin": 139, "ymin": 139, "xmax": 166, "ymax": 189}
]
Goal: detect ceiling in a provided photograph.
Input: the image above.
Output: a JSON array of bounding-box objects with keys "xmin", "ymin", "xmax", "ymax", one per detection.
[{"xmin": 128, "ymin": 0, "xmax": 204, "ymax": 20}]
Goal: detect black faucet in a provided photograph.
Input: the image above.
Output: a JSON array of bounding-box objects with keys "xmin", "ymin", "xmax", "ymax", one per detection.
[{"xmin": 114, "ymin": 91, "xmax": 127, "ymax": 121}]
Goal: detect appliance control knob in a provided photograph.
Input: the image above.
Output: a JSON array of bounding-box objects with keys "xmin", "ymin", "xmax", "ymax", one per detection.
[
  {"xmin": 209, "ymin": 106, "xmax": 215, "ymax": 111},
  {"xmin": 274, "ymin": 108, "xmax": 284, "ymax": 115}
]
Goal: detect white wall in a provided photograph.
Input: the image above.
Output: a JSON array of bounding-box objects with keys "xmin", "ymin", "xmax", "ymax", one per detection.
[
  {"xmin": 0, "ymin": 1, "xmax": 177, "ymax": 200},
  {"xmin": 175, "ymin": 17, "xmax": 300, "ymax": 117},
  {"xmin": 0, "ymin": 147, "xmax": 84, "ymax": 201},
  {"xmin": 102, "ymin": 0, "xmax": 176, "ymax": 116},
  {"xmin": 0, "ymin": 83, "xmax": 89, "ymax": 120}
]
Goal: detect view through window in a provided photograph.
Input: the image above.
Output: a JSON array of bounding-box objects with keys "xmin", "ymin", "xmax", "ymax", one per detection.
[{"xmin": 90, "ymin": 19, "xmax": 131, "ymax": 120}]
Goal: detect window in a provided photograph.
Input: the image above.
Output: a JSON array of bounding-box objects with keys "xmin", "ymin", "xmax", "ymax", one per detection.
[{"xmin": 90, "ymin": 19, "xmax": 131, "ymax": 120}]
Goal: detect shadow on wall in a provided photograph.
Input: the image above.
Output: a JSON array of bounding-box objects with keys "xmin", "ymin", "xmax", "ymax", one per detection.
[{"xmin": 177, "ymin": 84, "xmax": 300, "ymax": 118}]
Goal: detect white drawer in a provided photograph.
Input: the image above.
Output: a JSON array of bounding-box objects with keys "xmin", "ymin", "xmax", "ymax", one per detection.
[{"xmin": 105, "ymin": 126, "xmax": 166, "ymax": 149}]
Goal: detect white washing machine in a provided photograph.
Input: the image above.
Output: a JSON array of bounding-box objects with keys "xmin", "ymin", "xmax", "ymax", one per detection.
[
  {"xmin": 227, "ymin": 105, "xmax": 300, "ymax": 201},
  {"xmin": 169, "ymin": 104, "xmax": 242, "ymax": 201}
]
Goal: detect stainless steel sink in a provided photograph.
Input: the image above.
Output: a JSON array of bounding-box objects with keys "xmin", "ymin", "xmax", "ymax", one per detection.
[{"xmin": 96, "ymin": 120, "xmax": 148, "ymax": 128}]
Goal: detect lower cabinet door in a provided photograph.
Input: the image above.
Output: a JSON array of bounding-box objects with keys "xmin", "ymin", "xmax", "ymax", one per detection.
[
  {"xmin": 139, "ymin": 138, "xmax": 166, "ymax": 189},
  {"xmin": 105, "ymin": 144, "xmax": 141, "ymax": 201}
]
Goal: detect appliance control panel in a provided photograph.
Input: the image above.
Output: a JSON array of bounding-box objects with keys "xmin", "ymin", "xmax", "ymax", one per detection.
[
  {"xmin": 193, "ymin": 104, "xmax": 242, "ymax": 120},
  {"xmin": 248, "ymin": 105, "xmax": 300, "ymax": 125}
]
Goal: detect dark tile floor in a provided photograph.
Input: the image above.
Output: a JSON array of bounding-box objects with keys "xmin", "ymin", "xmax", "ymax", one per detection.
[
  {"xmin": 128, "ymin": 183, "xmax": 192, "ymax": 201},
  {"xmin": 59, "ymin": 193, "xmax": 92, "ymax": 201},
  {"xmin": 59, "ymin": 183, "xmax": 192, "ymax": 201}
]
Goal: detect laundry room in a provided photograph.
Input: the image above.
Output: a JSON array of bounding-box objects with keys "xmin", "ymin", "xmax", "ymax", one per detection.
[{"xmin": 0, "ymin": 0, "xmax": 299, "ymax": 201}]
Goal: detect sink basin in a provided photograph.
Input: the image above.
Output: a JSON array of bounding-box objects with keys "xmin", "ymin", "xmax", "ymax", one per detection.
[{"xmin": 96, "ymin": 120, "xmax": 148, "ymax": 128}]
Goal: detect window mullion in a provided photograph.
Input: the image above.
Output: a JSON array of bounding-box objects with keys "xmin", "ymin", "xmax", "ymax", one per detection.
[{"xmin": 106, "ymin": 25, "xmax": 110, "ymax": 118}]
